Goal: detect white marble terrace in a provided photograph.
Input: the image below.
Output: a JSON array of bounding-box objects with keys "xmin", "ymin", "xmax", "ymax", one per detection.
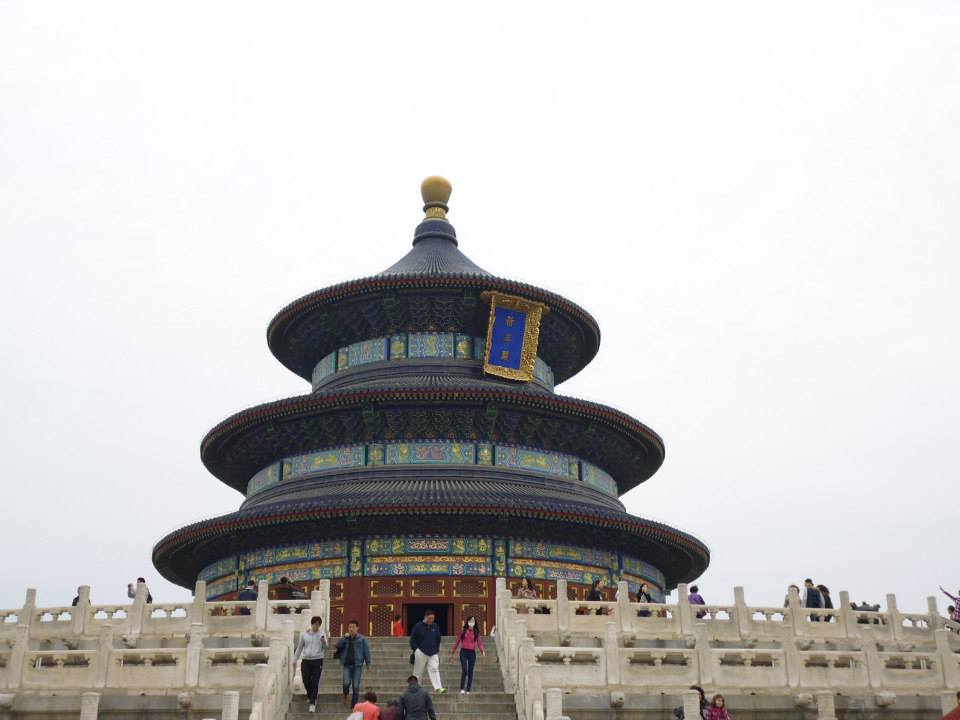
[
  {"xmin": 1, "ymin": 579, "xmax": 958, "ymax": 719},
  {"xmin": 494, "ymin": 578, "xmax": 960, "ymax": 720}
]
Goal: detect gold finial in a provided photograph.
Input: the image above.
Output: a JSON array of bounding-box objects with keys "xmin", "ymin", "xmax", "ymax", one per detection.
[{"xmin": 421, "ymin": 176, "xmax": 452, "ymax": 221}]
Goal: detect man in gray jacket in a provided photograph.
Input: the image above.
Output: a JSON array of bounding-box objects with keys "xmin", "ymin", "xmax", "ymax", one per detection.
[{"xmin": 399, "ymin": 675, "xmax": 437, "ymax": 720}]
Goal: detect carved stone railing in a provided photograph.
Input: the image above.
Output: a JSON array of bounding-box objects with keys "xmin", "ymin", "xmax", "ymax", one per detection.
[
  {"xmin": 0, "ymin": 580, "xmax": 326, "ymax": 719},
  {"xmin": 495, "ymin": 578, "xmax": 960, "ymax": 720}
]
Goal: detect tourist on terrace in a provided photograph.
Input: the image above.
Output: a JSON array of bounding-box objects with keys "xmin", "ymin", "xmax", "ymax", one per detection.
[
  {"xmin": 274, "ymin": 576, "xmax": 297, "ymax": 614},
  {"xmin": 399, "ymin": 674, "xmax": 437, "ymax": 720},
  {"xmin": 514, "ymin": 576, "xmax": 538, "ymax": 614},
  {"xmin": 705, "ymin": 694, "xmax": 731, "ymax": 720},
  {"xmin": 237, "ymin": 580, "xmax": 257, "ymax": 615},
  {"xmin": 803, "ymin": 579, "xmax": 822, "ymax": 621},
  {"xmin": 410, "ymin": 608, "xmax": 446, "ymax": 694},
  {"xmin": 127, "ymin": 577, "xmax": 153, "ymax": 604},
  {"xmin": 939, "ymin": 586, "xmax": 960, "ymax": 622},
  {"xmin": 450, "ymin": 614, "xmax": 485, "ymax": 694},
  {"xmin": 71, "ymin": 587, "xmax": 82, "ymax": 606},
  {"xmin": 783, "ymin": 584, "xmax": 800, "ymax": 608},
  {"xmin": 353, "ymin": 690, "xmax": 380, "ymax": 720},
  {"xmin": 688, "ymin": 585, "xmax": 706, "ymax": 619},
  {"xmin": 336, "ymin": 619, "xmax": 371, "ymax": 708},
  {"xmin": 817, "ymin": 584, "xmax": 834, "ymax": 621},
  {"xmin": 293, "ymin": 615, "xmax": 328, "ymax": 713},
  {"xmin": 391, "ymin": 613, "xmax": 405, "ymax": 637},
  {"xmin": 637, "ymin": 582, "xmax": 653, "ymax": 617}
]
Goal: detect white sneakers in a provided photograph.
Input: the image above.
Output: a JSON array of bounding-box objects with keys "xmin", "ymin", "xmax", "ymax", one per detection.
[
  {"xmin": 308, "ymin": 704, "xmax": 316, "ymax": 713},
  {"xmin": 460, "ymin": 689, "xmax": 466, "ymax": 694}
]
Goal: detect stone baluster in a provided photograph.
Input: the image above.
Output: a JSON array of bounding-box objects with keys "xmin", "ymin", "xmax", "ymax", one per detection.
[
  {"xmin": 616, "ymin": 581, "xmax": 632, "ymax": 635},
  {"xmin": 545, "ymin": 687, "xmax": 564, "ymax": 720},
  {"xmin": 280, "ymin": 619, "xmax": 295, "ymax": 685},
  {"xmin": 837, "ymin": 591, "xmax": 854, "ymax": 638},
  {"xmin": 80, "ymin": 691, "xmax": 100, "ymax": 720},
  {"xmin": 5, "ymin": 622, "xmax": 29, "ymax": 690},
  {"xmin": 942, "ymin": 691, "xmax": 960, "ymax": 716},
  {"xmin": 312, "ymin": 580, "xmax": 330, "ymax": 631},
  {"xmin": 93, "ymin": 626, "xmax": 113, "ymax": 689},
  {"xmin": 185, "ymin": 622, "xmax": 208, "ymax": 688},
  {"xmin": 677, "ymin": 583, "xmax": 693, "ymax": 635},
  {"xmin": 221, "ymin": 690, "xmax": 240, "ymax": 720},
  {"xmin": 935, "ymin": 629, "xmax": 959, "ymax": 689},
  {"xmin": 252, "ymin": 663, "xmax": 270, "ymax": 710},
  {"xmin": 815, "ymin": 690, "xmax": 836, "ymax": 720},
  {"xmin": 129, "ymin": 581, "xmax": 147, "ymax": 638},
  {"xmin": 192, "ymin": 581, "xmax": 207, "ymax": 625},
  {"xmin": 928, "ymin": 596, "xmax": 944, "ymax": 631},
  {"xmin": 21, "ymin": 589, "xmax": 36, "ymax": 636},
  {"xmin": 255, "ymin": 580, "xmax": 269, "ymax": 632},
  {"xmin": 781, "ymin": 622, "xmax": 800, "ymax": 689},
  {"xmin": 860, "ymin": 628, "xmax": 883, "ymax": 689},
  {"xmin": 603, "ymin": 621, "xmax": 620, "ymax": 686},
  {"xmin": 787, "ymin": 586, "xmax": 803, "ymax": 635},
  {"xmin": 693, "ymin": 622, "xmax": 713, "ymax": 687},
  {"xmin": 734, "ymin": 586, "xmax": 751, "ymax": 637},
  {"xmin": 682, "ymin": 689, "xmax": 702, "ymax": 719},
  {"xmin": 885, "ymin": 594, "xmax": 904, "ymax": 642},
  {"xmin": 72, "ymin": 585, "xmax": 90, "ymax": 636},
  {"xmin": 555, "ymin": 579, "xmax": 569, "ymax": 641}
]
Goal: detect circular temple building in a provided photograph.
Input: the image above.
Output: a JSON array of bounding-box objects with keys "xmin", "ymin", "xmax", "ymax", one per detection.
[{"xmin": 153, "ymin": 178, "xmax": 709, "ymax": 636}]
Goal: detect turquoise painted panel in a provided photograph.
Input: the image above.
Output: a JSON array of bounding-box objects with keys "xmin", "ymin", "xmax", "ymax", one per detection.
[
  {"xmin": 407, "ymin": 332, "xmax": 455, "ymax": 358},
  {"xmin": 247, "ymin": 561, "xmax": 348, "ymax": 586},
  {"xmin": 508, "ymin": 560, "xmax": 610, "ymax": 586},
  {"xmin": 247, "ymin": 463, "xmax": 281, "ymax": 496},
  {"xmin": 347, "ymin": 338, "xmax": 387, "ymax": 367},
  {"xmin": 367, "ymin": 443, "xmax": 385, "ymax": 465},
  {"xmin": 284, "ymin": 445, "xmax": 365, "ymax": 479},
  {"xmin": 200, "ymin": 556, "xmax": 237, "ymax": 582},
  {"xmin": 495, "ymin": 446, "xmax": 569, "ymax": 477},
  {"xmin": 581, "ymin": 463, "xmax": 618, "ymax": 495},
  {"xmin": 622, "ymin": 555, "xmax": 666, "ymax": 587},
  {"xmin": 311, "ymin": 352, "xmax": 337, "ymax": 388},
  {"xmin": 241, "ymin": 541, "xmax": 348, "ymax": 569},
  {"xmin": 476, "ymin": 443, "xmax": 493, "ymax": 466},
  {"xmin": 472, "ymin": 337, "xmax": 485, "ymax": 361},
  {"xmin": 385, "ymin": 441, "xmax": 475, "ymax": 465},
  {"xmin": 510, "ymin": 540, "xmax": 617, "ymax": 568},
  {"xmin": 533, "ymin": 357, "xmax": 554, "ymax": 387},
  {"xmin": 206, "ymin": 576, "xmax": 238, "ymax": 598}
]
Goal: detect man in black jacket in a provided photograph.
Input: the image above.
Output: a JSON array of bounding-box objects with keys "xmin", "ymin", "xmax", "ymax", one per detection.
[
  {"xmin": 400, "ymin": 675, "xmax": 437, "ymax": 720},
  {"xmin": 803, "ymin": 578, "xmax": 823, "ymax": 622}
]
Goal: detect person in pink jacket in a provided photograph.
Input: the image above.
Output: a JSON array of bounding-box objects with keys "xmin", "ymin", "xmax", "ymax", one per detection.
[
  {"xmin": 450, "ymin": 615, "xmax": 485, "ymax": 694},
  {"xmin": 705, "ymin": 694, "xmax": 731, "ymax": 720}
]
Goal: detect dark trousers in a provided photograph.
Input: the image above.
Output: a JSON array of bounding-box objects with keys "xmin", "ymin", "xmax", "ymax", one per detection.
[
  {"xmin": 342, "ymin": 664, "xmax": 363, "ymax": 706},
  {"xmin": 301, "ymin": 658, "xmax": 323, "ymax": 704},
  {"xmin": 459, "ymin": 649, "xmax": 477, "ymax": 691}
]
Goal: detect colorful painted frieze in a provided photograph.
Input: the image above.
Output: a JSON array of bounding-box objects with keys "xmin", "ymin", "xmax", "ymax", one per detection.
[
  {"xmin": 365, "ymin": 537, "xmax": 490, "ymax": 556},
  {"xmin": 367, "ymin": 443, "xmax": 385, "ymax": 465},
  {"xmin": 477, "ymin": 443, "xmax": 493, "ymax": 465},
  {"xmin": 621, "ymin": 555, "xmax": 666, "ymax": 587},
  {"xmin": 311, "ymin": 351, "xmax": 337, "ymax": 388},
  {"xmin": 496, "ymin": 446, "xmax": 569, "ymax": 478},
  {"xmin": 509, "ymin": 559, "xmax": 611, "ymax": 586},
  {"xmin": 494, "ymin": 539, "xmax": 508, "ymax": 576},
  {"xmin": 247, "ymin": 463, "xmax": 281, "ymax": 496},
  {"xmin": 200, "ymin": 556, "xmax": 238, "ymax": 582},
  {"xmin": 389, "ymin": 334, "xmax": 407, "ymax": 359},
  {"xmin": 386, "ymin": 441, "xmax": 475, "ymax": 465},
  {"xmin": 365, "ymin": 557, "xmax": 492, "ymax": 576},
  {"xmin": 533, "ymin": 357, "xmax": 554, "ymax": 387},
  {"xmin": 206, "ymin": 575, "xmax": 238, "ymax": 599},
  {"xmin": 454, "ymin": 334, "xmax": 473, "ymax": 359},
  {"xmin": 247, "ymin": 558, "xmax": 348, "ymax": 585},
  {"xmin": 284, "ymin": 445, "xmax": 365, "ymax": 480}
]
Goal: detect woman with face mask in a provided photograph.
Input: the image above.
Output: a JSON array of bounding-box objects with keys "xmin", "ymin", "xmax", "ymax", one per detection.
[{"xmin": 450, "ymin": 615, "xmax": 485, "ymax": 693}]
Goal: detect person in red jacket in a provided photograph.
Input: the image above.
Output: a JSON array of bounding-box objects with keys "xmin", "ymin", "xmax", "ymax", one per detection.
[
  {"xmin": 450, "ymin": 615, "xmax": 485, "ymax": 694},
  {"xmin": 943, "ymin": 690, "xmax": 960, "ymax": 720},
  {"xmin": 705, "ymin": 694, "xmax": 731, "ymax": 720},
  {"xmin": 391, "ymin": 614, "xmax": 405, "ymax": 637}
]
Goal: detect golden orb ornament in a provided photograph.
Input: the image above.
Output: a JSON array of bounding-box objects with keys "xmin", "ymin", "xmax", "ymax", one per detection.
[{"xmin": 421, "ymin": 176, "xmax": 452, "ymax": 220}]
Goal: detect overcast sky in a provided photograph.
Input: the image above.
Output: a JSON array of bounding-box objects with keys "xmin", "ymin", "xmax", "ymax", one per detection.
[{"xmin": 1, "ymin": 1, "xmax": 957, "ymax": 612}]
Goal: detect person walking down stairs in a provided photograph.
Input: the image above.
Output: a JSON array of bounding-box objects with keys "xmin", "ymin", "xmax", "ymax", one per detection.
[
  {"xmin": 410, "ymin": 609, "xmax": 445, "ymax": 693},
  {"xmin": 335, "ymin": 620, "xmax": 372, "ymax": 708},
  {"xmin": 450, "ymin": 615, "xmax": 485, "ymax": 694}
]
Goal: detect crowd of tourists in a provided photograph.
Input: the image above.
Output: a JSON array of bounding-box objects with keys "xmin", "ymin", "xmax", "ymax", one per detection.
[{"xmin": 291, "ymin": 607, "xmax": 484, "ymax": 717}]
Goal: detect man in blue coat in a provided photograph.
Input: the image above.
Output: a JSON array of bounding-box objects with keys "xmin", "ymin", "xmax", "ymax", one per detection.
[{"xmin": 335, "ymin": 620, "xmax": 371, "ymax": 707}]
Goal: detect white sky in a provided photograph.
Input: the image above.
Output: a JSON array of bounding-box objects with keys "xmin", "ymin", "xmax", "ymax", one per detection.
[{"xmin": 1, "ymin": 1, "xmax": 957, "ymax": 612}]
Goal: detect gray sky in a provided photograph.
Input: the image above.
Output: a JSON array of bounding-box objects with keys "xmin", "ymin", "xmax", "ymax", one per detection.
[{"xmin": 1, "ymin": 1, "xmax": 957, "ymax": 612}]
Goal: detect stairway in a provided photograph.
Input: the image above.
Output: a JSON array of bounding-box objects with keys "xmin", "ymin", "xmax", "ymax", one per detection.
[{"xmin": 287, "ymin": 636, "xmax": 516, "ymax": 720}]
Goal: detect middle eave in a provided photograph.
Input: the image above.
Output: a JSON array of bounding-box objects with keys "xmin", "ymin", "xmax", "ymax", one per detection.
[{"xmin": 201, "ymin": 385, "xmax": 665, "ymax": 495}]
